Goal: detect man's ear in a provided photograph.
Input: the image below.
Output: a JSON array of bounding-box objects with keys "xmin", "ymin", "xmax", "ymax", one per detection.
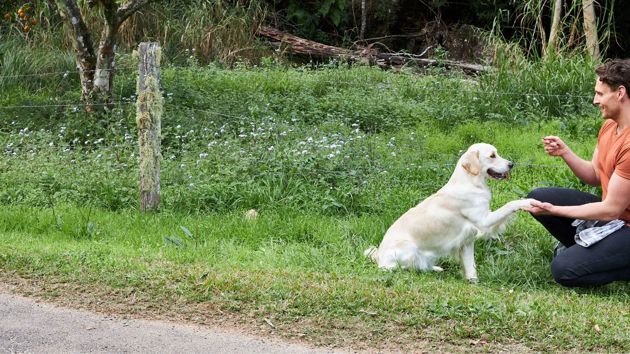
[
  {"xmin": 461, "ymin": 150, "xmax": 481, "ymax": 176},
  {"xmin": 618, "ymin": 85, "xmax": 627, "ymax": 100}
]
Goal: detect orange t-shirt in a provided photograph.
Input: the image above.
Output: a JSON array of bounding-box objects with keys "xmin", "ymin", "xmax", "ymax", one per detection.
[{"xmin": 596, "ymin": 119, "xmax": 630, "ymax": 222}]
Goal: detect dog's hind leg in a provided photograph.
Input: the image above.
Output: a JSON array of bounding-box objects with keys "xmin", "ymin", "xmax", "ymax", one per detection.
[
  {"xmin": 363, "ymin": 246, "xmax": 378, "ymax": 262},
  {"xmin": 376, "ymin": 243, "xmax": 434, "ymax": 271}
]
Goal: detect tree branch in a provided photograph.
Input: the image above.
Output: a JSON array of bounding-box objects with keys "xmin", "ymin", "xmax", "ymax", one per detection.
[
  {"xmin": 117, "ymin": 0, "xmax": 154, "ymax": 23},
  {"xmin": 55, "ymin": 0, "xmax": 98, "ymax": 104},
  {"xmin": 57, "ymin": 0, "xmax": 96, "ymax": 62}
]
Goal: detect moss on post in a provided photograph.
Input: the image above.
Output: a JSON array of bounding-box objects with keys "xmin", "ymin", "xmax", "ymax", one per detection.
[{"xmin": 136, "ymin": 42, "xmax": 163, "ymax": 212}]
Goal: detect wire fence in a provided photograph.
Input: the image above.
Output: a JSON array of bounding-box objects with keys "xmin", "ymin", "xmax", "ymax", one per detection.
[
  {"xmin": 0, "ymin": 67, "xmax": 592, "ymax": 173},
  {"xmin": 0, "ymin": 66, "xmax": 596, "ymax": 100}
]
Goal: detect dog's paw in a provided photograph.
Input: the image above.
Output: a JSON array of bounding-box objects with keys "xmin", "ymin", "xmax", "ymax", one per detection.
[
  {"xmin": 467, "ymin": 277, "xmax": 479, "ymax": 284},
  {"xmin": 363, "ymin": 246, "xmax": 378, "ymax": 260},
  {"xmin": 432, "ymin": 266, "xmax": 444, "ymax": 272},
  {"xmin": 512, "ymin": 198, "xmax": 537, "ymax": 210}
]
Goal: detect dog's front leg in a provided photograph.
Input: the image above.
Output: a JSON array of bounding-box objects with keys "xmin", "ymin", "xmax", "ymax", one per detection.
[
  {"xmin": 474, "ymin": 199, "xmax": 534, "ymax": 231},
  {"xmin": 459, "ymin": 242, "xmax": 478, "ymax": 283}
]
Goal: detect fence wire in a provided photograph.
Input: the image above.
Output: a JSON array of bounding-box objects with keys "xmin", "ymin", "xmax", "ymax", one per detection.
[
  {"xmin": 0, "ymin": 66, "xmax": 595, "ymax": 100},
  {"xmin": 0, "ymin": 67, "xmax": 593, "ymax": 172}
]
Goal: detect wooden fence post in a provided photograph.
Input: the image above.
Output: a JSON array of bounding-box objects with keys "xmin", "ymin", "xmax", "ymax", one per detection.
[{"xmin": 137, "ymin": 42, "xmax": 162, "ymax": 212}]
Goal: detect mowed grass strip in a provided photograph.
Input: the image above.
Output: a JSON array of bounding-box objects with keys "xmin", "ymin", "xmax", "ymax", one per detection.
[{"xmin": 0, "ymin": 206, "xmax": 629, "ymax": 352}]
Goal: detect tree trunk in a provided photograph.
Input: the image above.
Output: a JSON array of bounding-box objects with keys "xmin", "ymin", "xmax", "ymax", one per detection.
[
  {"xmin": 55, "ymin": 0, "xmax": 155, "ymax": 111},
  {"xmin": 56, "ymin": 0, "xmax": 97, "ymax": 105},
  {"xmin": 93, "ymin": 1, "xmax": 120, "ymax": 108},
  {"xmin": 536, "ymin": 12, "xmax": 547, "ymax": 56},
  {"xmin": 359, "ymin": 0, "xmax": 367, "ymax": 41},
  {"xmin": 257, "ymin": 26, "xmax": 355, "ymax": 59},
  {"xmin": 546, "ymin": 0, "xmax": 563, "ymax": 56},
  {"xmin": 582, "ymin": 0, "xmax": 600, "ymax": 60}
]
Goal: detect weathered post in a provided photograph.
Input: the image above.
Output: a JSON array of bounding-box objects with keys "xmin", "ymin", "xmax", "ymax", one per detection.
[{"xmin": 137, "ymin": 42, "xmax": 162, "ymax": 212}]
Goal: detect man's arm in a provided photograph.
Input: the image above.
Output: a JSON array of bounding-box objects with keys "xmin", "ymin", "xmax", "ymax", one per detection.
[
  {"xmin": 562, "ymin": 147, "xmax": 600, "ymax": 186},
  {"xmin": 543, "ymin": 136, "xmax": 600, "ymax": 186},
  {"xmin": 527, "ymin": 172, "xmax": 630, "ymax": 220}
]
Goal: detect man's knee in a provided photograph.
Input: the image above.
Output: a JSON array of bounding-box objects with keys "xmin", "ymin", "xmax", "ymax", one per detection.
[
  {"xmin": 551, "ymin": 255, "xmax": 582, "ymax": 287},
  {"xmin": 527, "ymin": 188, "xmax": 551, "ymax": 202}
]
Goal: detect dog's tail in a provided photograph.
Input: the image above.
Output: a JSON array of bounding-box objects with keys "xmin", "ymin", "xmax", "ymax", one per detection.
[{"xmin": 363, "ymin": 246, "xmax": 378, "ymax": 262}]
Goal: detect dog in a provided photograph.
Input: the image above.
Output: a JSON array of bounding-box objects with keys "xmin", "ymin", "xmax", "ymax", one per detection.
[{"xmin": 364, "ymin": 143, "xmax": 535, "ymax": 282}]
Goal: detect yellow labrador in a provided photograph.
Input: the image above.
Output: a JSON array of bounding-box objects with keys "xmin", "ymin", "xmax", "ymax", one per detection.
[{"xmin": 364, "ymin": 143, "xmax": 534, "ymax": 282}]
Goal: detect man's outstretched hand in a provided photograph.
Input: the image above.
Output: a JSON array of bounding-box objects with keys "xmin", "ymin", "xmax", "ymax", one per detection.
[
  {"xmin": 524, "ymin": 200, "xmax": 555, "ymax": 215},
  {"xmin": 542, "ymin": 136, "xmax": 570, "ymax": 157}
]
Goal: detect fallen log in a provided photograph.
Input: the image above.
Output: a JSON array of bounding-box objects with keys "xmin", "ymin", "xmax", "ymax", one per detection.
[
  {"xmin": 256, "ymin": 25, "xmax": 491, "ymax": 74},
  {"xmin": 375, "ymin": 53, "xmax": 490, "ymax": 74},
  {"xmin": 257, "ymin": 26, "xmax": 356, "ymax": 59}
]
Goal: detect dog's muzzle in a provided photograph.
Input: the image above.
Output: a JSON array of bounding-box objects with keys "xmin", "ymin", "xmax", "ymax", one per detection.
[{"xmin": 487, "ymin": 162, "xmax": 512, "ymax": 180}]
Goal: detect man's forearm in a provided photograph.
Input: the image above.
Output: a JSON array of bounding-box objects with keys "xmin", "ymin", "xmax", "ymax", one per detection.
[
  {"xmin": 552, "ymin": 202, "xmax": 621, "ymax": 221},
  {"xmin": 562, "ymin": 150, "xmax": 599, "ymax": 186}
]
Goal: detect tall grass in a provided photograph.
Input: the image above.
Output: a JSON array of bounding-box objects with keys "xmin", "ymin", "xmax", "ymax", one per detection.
[
  {"xmin": 0, "ymin": 58, "xmax": 600, "ymax": 215},
  {"xmin": 0, "ymin": 36, "xmax": 75, "ymax": 91},
  {"xmin": 117, "ymin": 0, "xmax": 271, "ymax": 65}
]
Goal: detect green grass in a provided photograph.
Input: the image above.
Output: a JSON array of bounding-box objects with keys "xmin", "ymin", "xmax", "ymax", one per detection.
[
  {"xmin": 1, "ymin": 55, "xmax": 629, "ymax": 351},
  {"xmin": 1, "ymin": 206, "xmax": 629, "ymax": 351}
]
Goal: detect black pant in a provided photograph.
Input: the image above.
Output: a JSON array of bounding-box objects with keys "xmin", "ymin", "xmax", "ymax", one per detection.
[{"xmin": 528, "ymin": 187, "xmax": 630, "ymax": 287}]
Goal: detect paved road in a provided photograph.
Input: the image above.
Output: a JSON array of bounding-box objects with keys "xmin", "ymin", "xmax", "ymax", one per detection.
[{"xmin": 0, "ymin": 292, "xmax": 345, "ymax": 354}]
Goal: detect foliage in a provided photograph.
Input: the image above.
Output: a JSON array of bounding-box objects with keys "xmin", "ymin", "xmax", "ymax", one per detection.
[
  {"xmin": 0, "ymin": 36, "xmax": 76, "ymax": 91},
  {"xmin": 2, "ymin": 0, "xmax": 624, "ymax": 71},
  {"xmin": 1, "ymin": 1, "xmax": 38, "ymax": 36},
  {"xmin": 117, "ymin": 0, "xmax": 270, "ymax": 66},
  {"xmin": 277, "ymin": 0, "xmax": 351, "ymax": 43},
  {"xmin": 0, "ymin": 56, "xmax": 600, "ymax": 215},
  {"xmin": 1, "ymin": 1, "xmax": 61, "ymax": 42}
]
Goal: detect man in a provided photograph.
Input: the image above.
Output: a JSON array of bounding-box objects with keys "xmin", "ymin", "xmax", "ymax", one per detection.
[{"xmin": 526, "ymin": 58, "xmax": 630, "ymax": 287}]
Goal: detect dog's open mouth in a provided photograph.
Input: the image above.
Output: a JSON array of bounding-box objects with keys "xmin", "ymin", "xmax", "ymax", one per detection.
[{"xmin": 487, "ymin": 168, "xmax": 510, "ymax": 180}]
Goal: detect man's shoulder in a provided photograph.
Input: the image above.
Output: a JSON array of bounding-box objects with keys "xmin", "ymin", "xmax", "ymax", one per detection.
[
  {"xmin": 601, "ymin": 119, "xmax": 616, "ymax": 132},
  {"xmin": 598, "ymin": 120, "xmax": 617, "ymax": 140}
]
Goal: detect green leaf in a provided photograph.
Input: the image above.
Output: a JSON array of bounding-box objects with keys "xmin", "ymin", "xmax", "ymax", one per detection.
[
  {"xmin": 180, "ymin": 225, "xmax": 195, "ymax": 240},
  {"xmin": 319, "ymin": 0, "xmax": 333, "ymax": 15},
  {"xmin": 164, "ymin": 236, "xmax": 184, "ymax": 248}
]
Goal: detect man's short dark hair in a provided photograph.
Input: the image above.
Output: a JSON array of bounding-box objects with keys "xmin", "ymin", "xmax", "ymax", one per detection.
[{"xmin": 595, "ymin": 59, "xmax": 630, "ymax": 98}]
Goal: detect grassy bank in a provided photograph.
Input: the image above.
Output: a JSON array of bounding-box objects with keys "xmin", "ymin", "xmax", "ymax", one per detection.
[
  {"xmin": 1, "ymin": 205, "xmax": 629, "ymax": 352},
  {"xmin": 1, "ymin": 60, "xmax": 629, "ymax": 351}
]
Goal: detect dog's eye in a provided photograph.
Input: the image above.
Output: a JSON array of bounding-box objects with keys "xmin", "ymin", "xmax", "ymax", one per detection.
[{"xmin": 490, "ymin": 153, "xmax": 496, "ymax": 158}]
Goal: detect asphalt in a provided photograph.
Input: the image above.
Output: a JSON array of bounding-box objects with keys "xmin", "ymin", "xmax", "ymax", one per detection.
[{"xmin": 0, "ymin": 291, "xmax": 346, "ymax": 354}]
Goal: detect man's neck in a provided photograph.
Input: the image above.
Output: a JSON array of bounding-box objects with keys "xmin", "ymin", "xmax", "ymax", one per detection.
[{"xmin": 613, "ymin": 104, "xmax": 630, "ymax": 133}]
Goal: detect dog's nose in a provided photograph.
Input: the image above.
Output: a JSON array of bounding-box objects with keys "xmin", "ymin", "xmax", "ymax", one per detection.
[{"xmin": 508, "ymin": 161, "xmax": 514, "ymax": 169}]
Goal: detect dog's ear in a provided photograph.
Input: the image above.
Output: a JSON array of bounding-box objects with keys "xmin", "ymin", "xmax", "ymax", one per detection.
[{"xmin": 461, "ymin": 150, "xmax": 481, "ymax": 176}]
